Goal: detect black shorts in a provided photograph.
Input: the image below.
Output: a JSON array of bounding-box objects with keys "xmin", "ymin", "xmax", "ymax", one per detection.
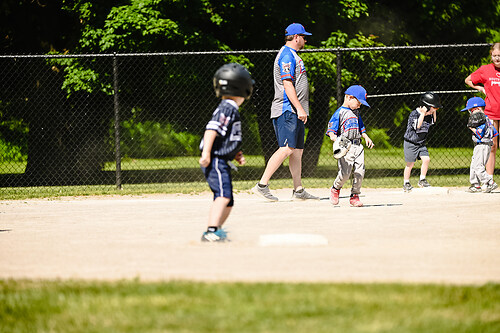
[
  {"xmin": 201, "ymin": 157, "xmax": 234, "ymax": 206},
  {"xmin": 404, "ymin": 140, "xmax": 429, "ymax": 163}
]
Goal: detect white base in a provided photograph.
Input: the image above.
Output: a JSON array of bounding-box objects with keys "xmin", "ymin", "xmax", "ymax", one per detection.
[
  {"xmin": 411, "ymin": 186, "xmax": 449, "ymax": 195},
  {"xmin": 259, "ymin": 233, "xmax": 328, "ymax": 247}
]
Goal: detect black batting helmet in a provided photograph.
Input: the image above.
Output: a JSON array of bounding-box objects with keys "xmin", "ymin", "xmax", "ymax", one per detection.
[
  {"xmin": 213, "ymin": 63, "xmax": 255, "ymax": 100},
  {"xmin": 420, "ymin": 91, "xmax": 442, "ymax": 108}
]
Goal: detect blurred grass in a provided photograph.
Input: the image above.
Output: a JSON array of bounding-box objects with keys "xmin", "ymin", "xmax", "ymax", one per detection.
[
  {"xmin": 1, "ymin": 280, "xmax": 499, "ymax": 333},
  {"xmin": 1, "ymin": 148, "xmax": 498, "ymax": 200}
]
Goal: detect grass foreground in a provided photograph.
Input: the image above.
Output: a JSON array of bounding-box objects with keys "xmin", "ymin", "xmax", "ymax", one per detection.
[{"xmin": 1, "ymin": 280, "xmax": 499, "ymax": 332}]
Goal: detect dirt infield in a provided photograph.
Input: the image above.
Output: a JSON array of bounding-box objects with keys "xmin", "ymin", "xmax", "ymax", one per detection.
[{"xmin": 1, "ymin": 187, "xmax": 499, "ymax": 284}]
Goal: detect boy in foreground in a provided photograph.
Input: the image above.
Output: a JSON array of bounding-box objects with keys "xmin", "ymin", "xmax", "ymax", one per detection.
[{"xmin": 199, "ymin": 63, "xmax": 254, "ymax": 242}]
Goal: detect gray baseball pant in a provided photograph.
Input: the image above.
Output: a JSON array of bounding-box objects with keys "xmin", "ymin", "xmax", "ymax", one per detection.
[
  {"xmin": 470, "ymin": 144, "xmax": 492, "ymax": 185},
  {"xmin": 333, "ymin": 144, "xmax": 365, "ymax": 194}
]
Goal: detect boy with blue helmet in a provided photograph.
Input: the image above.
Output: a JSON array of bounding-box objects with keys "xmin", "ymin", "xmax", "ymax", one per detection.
[
  {"xmin": 461, "ymin": 97, "xmax": 499, "ymax": 193},
  {"xmin": 326, "ymin": 85, "xmax": 374, "ymax": 207}
]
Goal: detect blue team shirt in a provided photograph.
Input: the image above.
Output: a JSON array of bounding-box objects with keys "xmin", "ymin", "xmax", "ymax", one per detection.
[
  {"xmin": 199, "ymin": 99, "xmax": 242, "ymax": 160},
  {"xmin": 325, "ymin": 106, "xmax": 366, "ymax": 140},
  {"xmin": 270, "ymin": 46, "xmax": 310, "ymax": 118},
  {"xmin": 472, "ymin": 115, "xmax": 499, "ymax": 144}
]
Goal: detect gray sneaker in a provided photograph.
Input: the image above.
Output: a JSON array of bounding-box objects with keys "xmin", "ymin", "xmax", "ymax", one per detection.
[
  {"xmin": 468, "ymin": 184, "xmax": 482, "ymax": 193},
  {"xmin": 418, "ymin": 179, "xmax": 431, "ymax": 187},
  {"xmin": 403, "ymin": 182, "xmax": 413, "ymax": 192},
  {"xmin": 292, "ymin": 188, "xmax": 320, "ymax": 200},
  {"xmin": 483, "ymin": 182, "xmax": 498, "ymax": 193},
  {"xmin": 252, "ymin": 183, "xmax": 279, "ymax": 201}
]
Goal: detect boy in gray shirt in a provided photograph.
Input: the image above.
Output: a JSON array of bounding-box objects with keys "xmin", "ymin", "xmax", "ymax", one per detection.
[{"xmin": 402, "ymin": 92, "xmax": 441, "ymax": 192}]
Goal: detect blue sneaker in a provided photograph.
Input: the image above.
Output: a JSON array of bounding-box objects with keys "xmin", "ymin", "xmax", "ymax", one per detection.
[{"xmin": 201, "ymin": 228, "xmax": 228, "ymax": 242}]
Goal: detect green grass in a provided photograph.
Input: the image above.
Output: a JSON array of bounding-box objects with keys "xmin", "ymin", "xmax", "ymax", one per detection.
[
  {"xmin": 100, "ymin": 148, "xmax": 479, "ymax": 171},
  {"xmin": 1, "ymin": 147, "xmax": 498, "ymax": 200},
  {"xmin": 1, "ymin": 280, "xmax": 499, "ymax": 332},
  {"xmin": 0, "ymin": 161, "xmax": 26, "ymax": 174}
]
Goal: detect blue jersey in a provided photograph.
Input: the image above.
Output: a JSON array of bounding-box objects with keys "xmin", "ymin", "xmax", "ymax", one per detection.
[
  {"xmin": 270, "ymin": 45, "xmax": 309, "ymax": 118},
  {"xmin": 325, "ymin": 106, "xmax": 366, "ymax": 140},
  {"xmin": 472, "ymin": 115, "xmax": 499, "ymax": 144},
  {"xmin": 199, "ymin": 99, "xmax": 242, "ymax": 160}
]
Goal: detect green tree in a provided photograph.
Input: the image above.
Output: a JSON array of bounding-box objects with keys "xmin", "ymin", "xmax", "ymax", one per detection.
[{"xmin": 1, "ymin": 0, "xmax": 499, "ymax": 185}]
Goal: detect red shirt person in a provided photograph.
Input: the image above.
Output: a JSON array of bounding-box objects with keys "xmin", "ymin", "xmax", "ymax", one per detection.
[{"xmin": 465, "ymin": 43, "xmax": 500, "ymax": 179}]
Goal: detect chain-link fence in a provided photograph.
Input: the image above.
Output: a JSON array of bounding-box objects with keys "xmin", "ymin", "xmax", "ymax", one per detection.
[{"xmin": 0, "ymin": 44, "xmax": 496, "ymax": 195}]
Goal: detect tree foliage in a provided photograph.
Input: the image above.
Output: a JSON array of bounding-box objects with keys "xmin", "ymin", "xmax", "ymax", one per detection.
[{"xmin": 1, "ymin": 0, "xmax": 499, "ymax": 182}]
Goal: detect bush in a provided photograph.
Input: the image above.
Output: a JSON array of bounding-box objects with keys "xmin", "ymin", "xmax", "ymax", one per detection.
[
  {"xmin": 119, "ymin": 120, "xmax": 201, "ymax": 158},
  {"xmin": 0, "ymin": 138, "xmax": 26, "ymax": 162},
  {"xmin": 366, "ymin": 128, "xmax": 392, "ymax": 149}
]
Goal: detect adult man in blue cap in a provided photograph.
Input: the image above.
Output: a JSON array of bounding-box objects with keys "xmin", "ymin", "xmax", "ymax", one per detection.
[{"xmin": 253, "ymin": 23, "xmax": 319, "ymax": 201}]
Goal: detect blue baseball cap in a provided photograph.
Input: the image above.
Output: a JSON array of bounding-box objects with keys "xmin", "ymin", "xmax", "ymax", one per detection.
[
  {"xmin": 285, "ymin": 23, "xmax": 312, "ymax": 36},
  {"xmin": 345, "ymin": 85, "xmax": 370, "ymax": 107},
  {"xmin": 461, "ymin": 96, "xmax": 486, "ymax": 112}
]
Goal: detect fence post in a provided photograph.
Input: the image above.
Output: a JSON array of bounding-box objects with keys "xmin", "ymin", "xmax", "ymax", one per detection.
[
  {"xmin": 113, "ymin": 53, "xmax": 122, "ymax": 190},
  {"xmin": 336, "ymin": 50, "xmax": 342, "ymax": 106}
]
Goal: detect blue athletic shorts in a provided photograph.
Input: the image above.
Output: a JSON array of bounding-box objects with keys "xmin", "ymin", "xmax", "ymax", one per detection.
[
  {"xmin": 201, "ymin": 157, "xmax": 234, "ymax": 206},
  {"xmin": 272, "ymin": 111, "xmax": 305, "ymax": 149}
]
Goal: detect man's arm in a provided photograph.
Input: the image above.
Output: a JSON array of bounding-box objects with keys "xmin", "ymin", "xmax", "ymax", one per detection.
[{"xmin": 283, "ymin": 79, "xmax": 307, "ymax": 124}]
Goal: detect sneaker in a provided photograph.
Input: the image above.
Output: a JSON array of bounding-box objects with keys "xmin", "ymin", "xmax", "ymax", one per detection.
[
  {"xmin": 252, "ymin": 183, "xmax": 278, "ymax": 201},
  {"xmin": 201, "ymin": 229, "xmax": 228, "ymax": 242},
  {"xmin": 482, "ymin": 182, "xmax": 498, "ymax": 193},
  {"xmin": 418, "ymin": 179, "xmax": 431, "ymax": 187},
  {"xmin": 292, "ymin": 188, "xmax": 320, "ymax": 200},
  {"xmin": 330, "ymin": 187, "xmax": 340, "ymax": 205},
  {"xmin": 349, "ymin": 194, "xmax": 363, "ymax": 207},
  {"xmin": 403, "ymin": 182, "xmax": 413, "ymax": 192},
  {"xmin": 468, "ymin": 184, "xmax": 482, "ymax": 193}
]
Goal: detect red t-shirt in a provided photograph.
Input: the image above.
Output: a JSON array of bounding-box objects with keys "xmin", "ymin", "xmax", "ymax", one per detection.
[{"xmin": 471, "ymin": 63, "xmax": 500, "ymax": 120}]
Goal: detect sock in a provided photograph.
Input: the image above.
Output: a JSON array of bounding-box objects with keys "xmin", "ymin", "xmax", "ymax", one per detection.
[
  {"xmin": 258, "ymin": 183, "xmax": 267, "ymax": 188},
  {"xmin": 295, "ymin": 188, "xmax": 304, "ymax": 193},
  {"xmin": 207, "ymin": 226, "xmax": 218, "ymax": 232},
  {"xmin": 420, "ymin": 175, "xmax": 426, "ymax": 180},
  {"xmin": 404, "ymin": 179, "xmax": 410, "ymax": 184}
]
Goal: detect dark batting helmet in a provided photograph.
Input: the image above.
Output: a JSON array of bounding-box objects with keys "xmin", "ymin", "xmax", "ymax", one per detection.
[
  {"xmin": 213, "ymin": 63, "xmax": 255, "ymax": 100},
  {"xmin": 420, "ymin": 91, "xmax": 442, "ymax": 108}
]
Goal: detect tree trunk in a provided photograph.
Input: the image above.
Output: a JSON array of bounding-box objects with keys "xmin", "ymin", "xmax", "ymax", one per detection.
[
  {"xmin": 302, "ymin": 81, "xmax": 333, "ymax": 177},
  {"xmin": 24, "ymin": 65, "xmax": 110, "ymax": 185}
]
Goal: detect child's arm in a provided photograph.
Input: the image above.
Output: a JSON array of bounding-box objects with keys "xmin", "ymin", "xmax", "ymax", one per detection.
[
  {"xmin": 416, "ymin": 106, "xmax": 427, "ymax": 129},
  {"xmin": 326, "ymin": 111, "xmax": 341, "ymax": 141},
  {"xmin": 361, "ymin": 132, "xmax": 374, "ymax": 149},
  {"xmin": 431, "ymin": 108, "xmax": 437, "ymax": 123},
  {"xmin": 199, "ymin": 130, "xmax": 218, "ymax": 167},
  {"xmin": 234, "ymin": 151, "xmax": 246, "ymax": 165},
  {"xmin": 328, "ymin": 132, "xmax": 338, "ymax": 141}
]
